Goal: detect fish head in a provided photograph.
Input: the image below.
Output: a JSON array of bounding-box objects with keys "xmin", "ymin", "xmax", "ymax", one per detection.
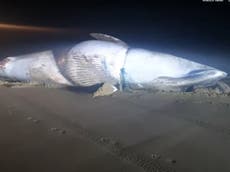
[{"xmin": 124, "ymin": 48, "xmax": 227, "ymax": 89}]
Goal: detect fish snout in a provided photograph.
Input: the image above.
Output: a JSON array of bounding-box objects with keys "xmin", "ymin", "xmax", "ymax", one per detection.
[{"xmin": 209, "ymin": 69, "xmax": 227, "ymax": 79}]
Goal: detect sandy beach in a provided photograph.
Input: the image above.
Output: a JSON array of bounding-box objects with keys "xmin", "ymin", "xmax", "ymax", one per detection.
[{"xmin": 0, "ymin": 87, "xmax": 229, "ymax": 172}]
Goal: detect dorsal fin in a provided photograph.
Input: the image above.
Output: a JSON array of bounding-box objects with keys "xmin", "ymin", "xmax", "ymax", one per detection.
[{"xmin": 90, "ymin": 33, "xmax": 128, "ymax": 47}]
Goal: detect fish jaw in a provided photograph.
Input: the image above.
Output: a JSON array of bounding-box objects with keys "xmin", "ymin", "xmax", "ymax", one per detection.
[{"xmin": 150, "ymin": 69, "xmax": 227, "ymax": 90}]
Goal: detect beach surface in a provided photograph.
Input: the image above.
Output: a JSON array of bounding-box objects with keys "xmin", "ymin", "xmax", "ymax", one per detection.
[{"xmin": 0, "ymin": 87, "xmax": 230, "ymax": 172}]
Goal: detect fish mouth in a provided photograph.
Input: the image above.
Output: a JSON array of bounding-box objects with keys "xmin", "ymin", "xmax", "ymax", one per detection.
[
  {"xmin": 152, "ymin": 69, "xmax": 227, "ymax": 89},
  {"xmin": 185, "ymin": 69, "xmax": 227, "ymax": 78}
]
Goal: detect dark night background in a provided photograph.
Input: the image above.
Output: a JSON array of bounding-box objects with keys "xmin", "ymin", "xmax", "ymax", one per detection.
[{"xmin": 0, "ymin": 0, "xmax": 229, "ymax": 72}]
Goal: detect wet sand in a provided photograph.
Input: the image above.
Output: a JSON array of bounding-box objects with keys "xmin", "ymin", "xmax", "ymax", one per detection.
[{"xmin": 0, "ymin": 87, "xmax": 230, "ymax": 172}]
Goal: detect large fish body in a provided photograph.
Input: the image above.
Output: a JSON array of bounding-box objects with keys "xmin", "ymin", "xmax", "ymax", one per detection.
[{"xmin": 0, "ymin": 33, "xmax": 227, "ymax": 91}]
